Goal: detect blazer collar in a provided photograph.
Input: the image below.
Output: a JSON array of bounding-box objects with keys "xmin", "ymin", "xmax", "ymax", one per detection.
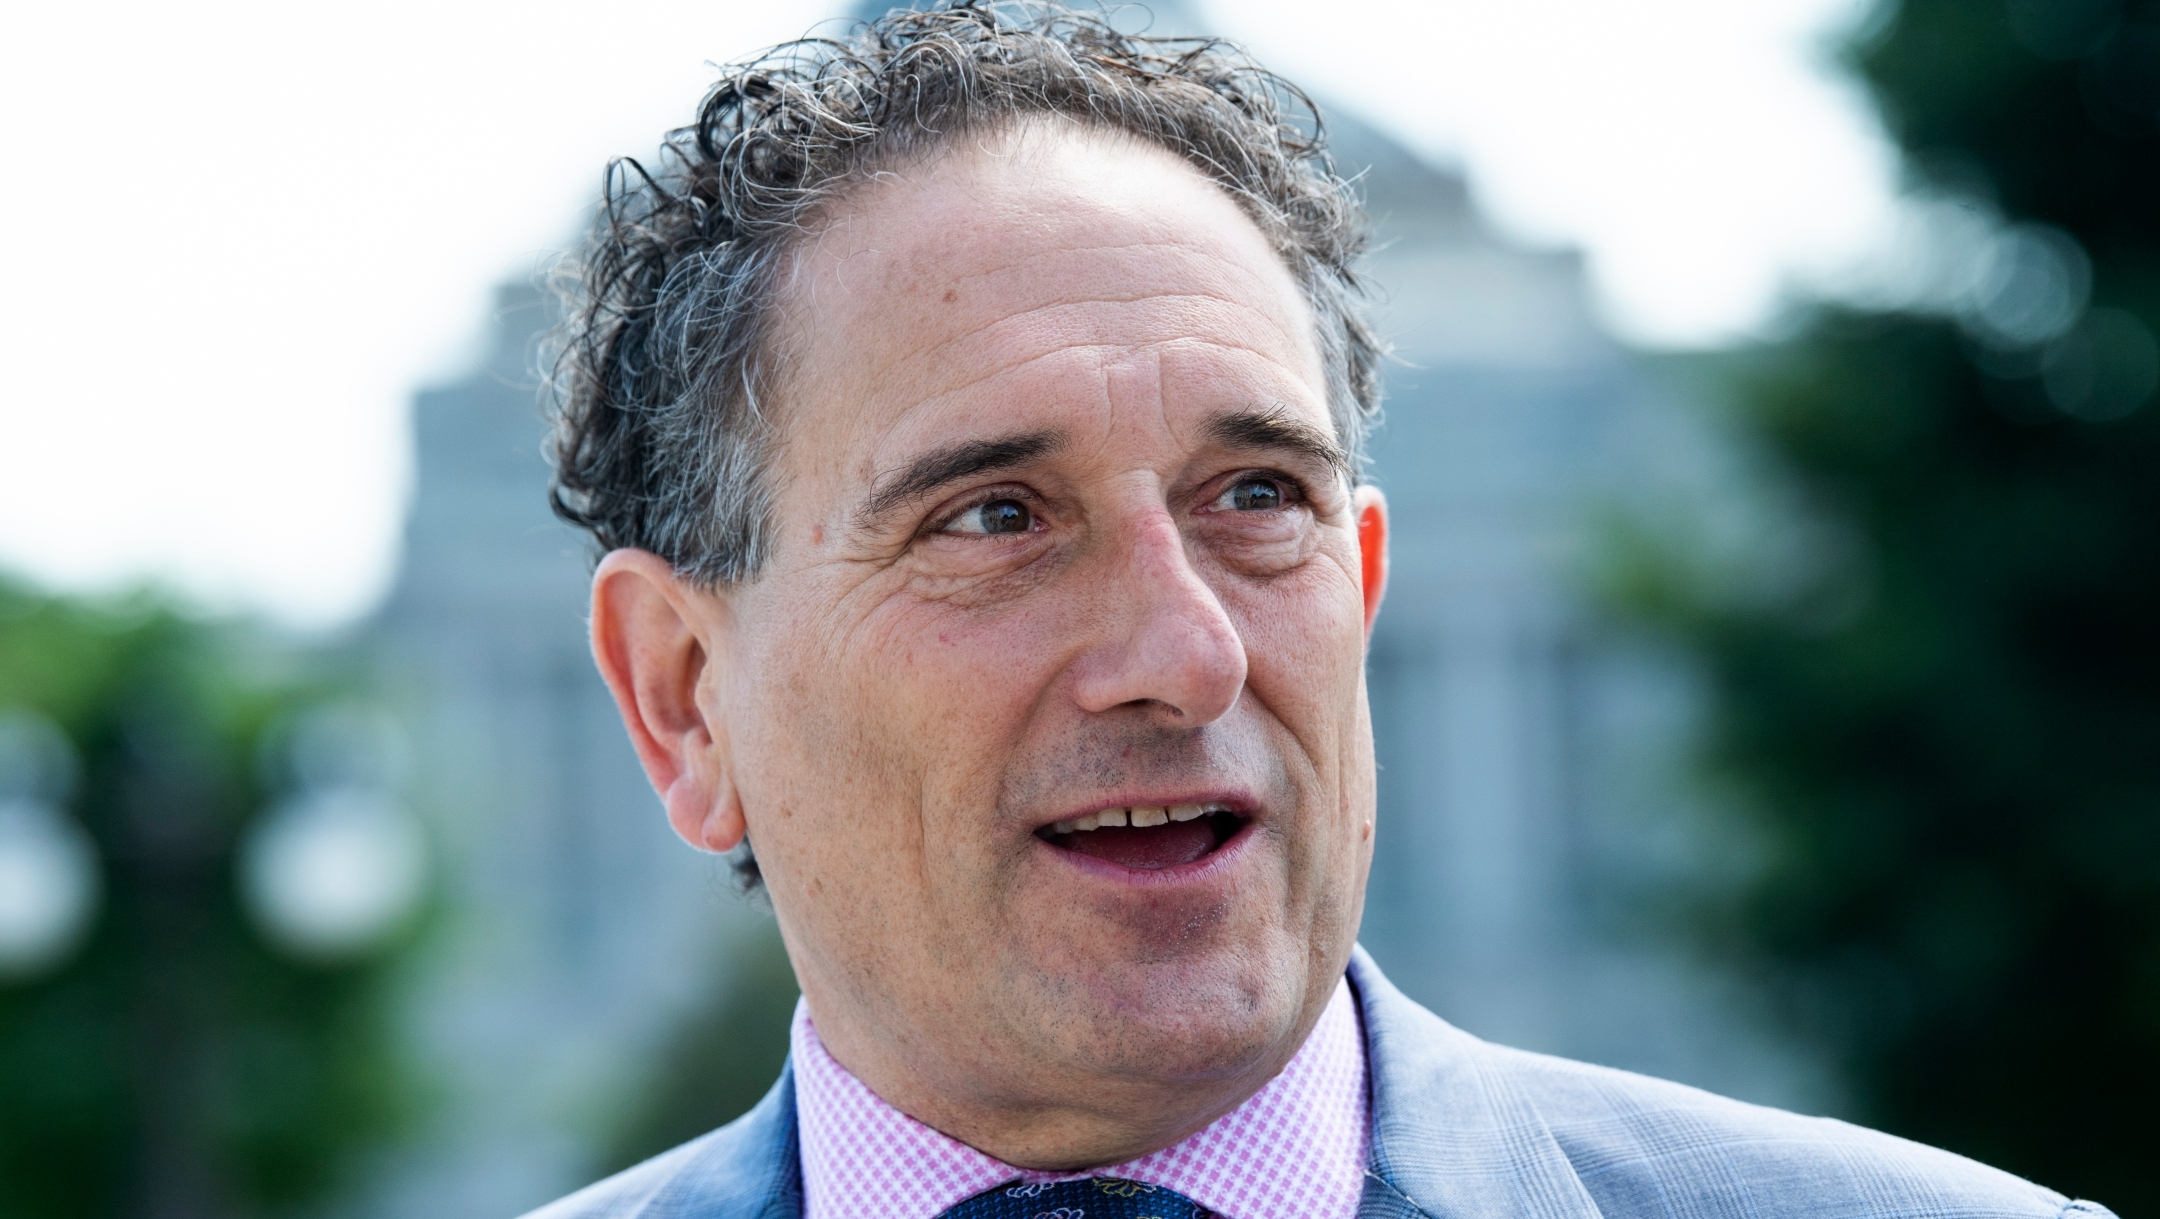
[
  {"xmin": 632, "ymin": 1059, "xmax": 804, "ymax": 1218},
  {"xmin": 1348, "ymin": 946, "xmax": 1601, "ymax": 1219},
  {"xmin": 626, "ymin": 946, "xmax": 1597, "ymax": 1219}
]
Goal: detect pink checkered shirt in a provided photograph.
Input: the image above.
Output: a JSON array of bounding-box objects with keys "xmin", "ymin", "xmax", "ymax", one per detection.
[{"xmin": 790, "ymin": 977, "xmax": 1369, "ymax": 1219}]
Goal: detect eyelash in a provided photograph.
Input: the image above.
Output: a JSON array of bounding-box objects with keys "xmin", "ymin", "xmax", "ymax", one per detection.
[
  {"xmin": 928, "ymin": 469, "xmax": 1310, "ymax": 536},
  {"xmin": 931, "ymin": 486, "xmax": 1041, "ymax": 535},
  {"xmin": 1203, "ymin": 470, "xmax": 1307, "ymax": 511}
]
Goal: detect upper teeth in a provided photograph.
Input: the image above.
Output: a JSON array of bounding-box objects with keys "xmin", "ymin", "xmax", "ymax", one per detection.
[{"xmin": 1050, "ymin": 804, "xmax": 1228, "ymax": 835}]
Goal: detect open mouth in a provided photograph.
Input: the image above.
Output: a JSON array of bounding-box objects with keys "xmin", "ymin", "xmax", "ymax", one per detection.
[{"xmin": 1036, "ymin": 803, "xmax": 1247, "ymax": 871}]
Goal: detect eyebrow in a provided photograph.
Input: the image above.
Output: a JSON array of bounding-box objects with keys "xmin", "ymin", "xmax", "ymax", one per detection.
[
  {"xmin": 1202, "ymin": 407, "xmax": 1352, "ymax": 483},
  {"xmin": 856, "ymin": 429, "xmax": 1067, "ymax": 524}
]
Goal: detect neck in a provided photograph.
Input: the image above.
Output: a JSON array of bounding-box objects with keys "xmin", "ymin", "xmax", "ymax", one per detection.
[{"xmin": 798, "ymin": 978, "xmax": 1336, "ymax": 1170}]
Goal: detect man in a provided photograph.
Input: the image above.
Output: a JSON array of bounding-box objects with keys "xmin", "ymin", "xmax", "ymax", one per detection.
[{"xmin": 528, "ymin": 5, "xmax": 2112, "ymax": 1217}]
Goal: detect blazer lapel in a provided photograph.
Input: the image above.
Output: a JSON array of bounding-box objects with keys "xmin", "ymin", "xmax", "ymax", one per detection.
[
  {"xmin": 635, "ymin": 1060, "xmax": 805, "ymax": 1219},
  {"xmin": 623, "ymin": 952, "xmax": 1601, "ymax": 1219},
  {"xmin": 1349, "ymin": 947, "xmax": 1604, "ymax": 1219}
]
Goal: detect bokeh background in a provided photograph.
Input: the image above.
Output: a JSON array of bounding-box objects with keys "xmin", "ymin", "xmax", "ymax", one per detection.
[{"xmin": 1, "ymin": 0, "xmax": 2154, "ymax": 1215}]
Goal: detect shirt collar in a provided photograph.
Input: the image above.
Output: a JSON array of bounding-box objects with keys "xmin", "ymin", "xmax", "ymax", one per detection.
[{"xmin": 791, "ymin": 976, "xmax": 1369, "ymax": 1219}]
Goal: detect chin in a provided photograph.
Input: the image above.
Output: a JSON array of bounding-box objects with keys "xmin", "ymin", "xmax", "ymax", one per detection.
[{"xmin": 1012, "ymin": 929, "xmax": 1315, "ymax": 1083}]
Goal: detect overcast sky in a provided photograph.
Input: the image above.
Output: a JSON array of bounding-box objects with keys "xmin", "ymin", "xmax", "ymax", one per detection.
[{"xmin": 0, "ymin": 0, "xmax": 1893, "ymax": 629}]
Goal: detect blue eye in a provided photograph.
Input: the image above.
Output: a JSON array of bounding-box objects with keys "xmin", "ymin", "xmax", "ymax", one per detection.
[
  {"xmin": 947, "ymin": 498, "xmax": 1031, "ymax": 535},
  {"xmin": 1225, "ymin": 478, "xmax": 1285, "ymax": 511}
]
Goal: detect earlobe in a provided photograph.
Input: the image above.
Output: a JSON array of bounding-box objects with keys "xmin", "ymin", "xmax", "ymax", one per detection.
[
  {"xmin": 1354, "ymin": 485, "xmax": 1389, "ymax": 637},
  {"xmin": 588, "ymin": 549, "xmax": 747, "ymax": 854},
  {"xmin": 668, "ymin": 759, "xmax": 747, "ymax": 855}
]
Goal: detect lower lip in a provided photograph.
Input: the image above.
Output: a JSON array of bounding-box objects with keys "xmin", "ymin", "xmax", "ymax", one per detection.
[{"xmin": 1034, "ymin": 816, "xmax": 1258, "ymax": 886}]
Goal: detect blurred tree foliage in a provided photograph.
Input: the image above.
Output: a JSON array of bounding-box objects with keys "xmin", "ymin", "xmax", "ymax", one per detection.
[
  {"xmin": 1612, "ymin": 0, "xmax": 2160, "ymax": 1210},
  {"xmin": 0, "ymin": 577, "xmax": 414, "ymax": 1218}
]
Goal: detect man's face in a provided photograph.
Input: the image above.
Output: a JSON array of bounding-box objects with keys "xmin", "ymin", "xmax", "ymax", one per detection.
[{"xmin": 715, "ymin": 125, "xmax": 1379, "ymax": 1152}]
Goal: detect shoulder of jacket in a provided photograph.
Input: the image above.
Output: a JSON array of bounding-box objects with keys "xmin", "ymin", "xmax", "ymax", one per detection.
[
  {"xmin": 1485, "ymin": 1041, "xmax": 2088, "ymax": 1216},
  {"xmin": 1347, "ymin": 948, "xmax": 2112, "ymax": 1219},
  {"xmin": 517, "ymin": 1130, "xmax": 728, "ymax": 1219},
  {"xmin": 514, "ymin": 1068, "xmax": 799, "ymax": 1219}
]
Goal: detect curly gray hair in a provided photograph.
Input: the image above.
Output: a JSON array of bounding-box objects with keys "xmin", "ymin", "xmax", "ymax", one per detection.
[{"xmin": 547, "ymin": 0, "xmax": 1382, "ymax": 589}]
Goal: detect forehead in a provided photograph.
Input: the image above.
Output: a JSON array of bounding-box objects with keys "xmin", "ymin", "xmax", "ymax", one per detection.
[{"xmin": 766, "ymin": 123, "xmax": 1326, "ymax": 478}]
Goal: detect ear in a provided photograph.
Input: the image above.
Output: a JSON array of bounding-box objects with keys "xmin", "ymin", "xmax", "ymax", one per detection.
[
  {"xmin": 1353, "ymin": 485, "xmax": 1389, "ymax": 639},
  {"xmin": 588, "ymin": 548, "xmax": 747, "ymax": 854}
]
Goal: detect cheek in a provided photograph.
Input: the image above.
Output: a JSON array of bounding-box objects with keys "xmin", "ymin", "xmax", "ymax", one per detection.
[
  {"xmin": 1220, "ymin": 552, "xmax": 1373, "ymax": 880},
  {"xmin": 862, "ymin": 592, "xmax": 1079, "ymax": 753},
  {"xmin": 1224, "ymin": 556, "xmax": 1367, "ymax": 732},
  {"xmin": 723, "ymin": 589, "xmax": 904, "ymax": 838},
  {"xmin": 742, "ymin": 581, "xmax": 1077, "ymax": 844}
]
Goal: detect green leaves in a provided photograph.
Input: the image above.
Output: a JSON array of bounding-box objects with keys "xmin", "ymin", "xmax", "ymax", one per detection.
[
  {"xmin": 1606, "ymin": 2, "xmax": 2160, "ymax": 1207},
  {"xmin": 0, "ymin": 578, "xmax": 415, "ymax": 1219}
]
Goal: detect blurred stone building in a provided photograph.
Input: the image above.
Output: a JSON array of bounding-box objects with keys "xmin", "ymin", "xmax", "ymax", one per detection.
[
  {"xmin": 1333, "ymin": 116, "xmax": 1814, "ymax": 1099},
  {"xmin": 358, "ymin": 284, "xmax": 767, "ymax": 1217},
  {"xmin": 353, "ymin": 21, "xmax": 1822, "ymax": 1217}
]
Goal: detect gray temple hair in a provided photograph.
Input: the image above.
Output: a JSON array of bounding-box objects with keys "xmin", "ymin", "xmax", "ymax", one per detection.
[{"xmin": 544, "ymin": 0, "xmax": 1383, "ymax": 889}]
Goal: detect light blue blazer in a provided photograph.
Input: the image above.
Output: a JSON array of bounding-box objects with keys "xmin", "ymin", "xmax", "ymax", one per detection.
[{"xmin": 525, "ymin": 947, "xmax": 2113, "ymax": 1219}]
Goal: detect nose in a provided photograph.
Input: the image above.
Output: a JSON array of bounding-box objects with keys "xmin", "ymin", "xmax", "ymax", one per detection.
[{"xmin": 1068, "ymin": 508, "xmax": 1248, "ymax": 725}]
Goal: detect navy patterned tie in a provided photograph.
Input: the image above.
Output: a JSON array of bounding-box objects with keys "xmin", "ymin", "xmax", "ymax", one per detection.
[{"xmin": 937, "ymin": 1176, "xmax": 1219, "ymax": 1219}]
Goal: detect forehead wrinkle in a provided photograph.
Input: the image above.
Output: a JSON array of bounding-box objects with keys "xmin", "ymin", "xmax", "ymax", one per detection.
[
  {"xmin": 783, "ymin": 173, "xmax": 1306, "ymax": 332},
  {"xmin": 898, "ymin": 236, "xmax": 1299, "ymax": 332},
  {"xmin": 772, "ymin": 141, "xmax": 1318, "ymax": 406},
  {"xmin": 789, "ymin": 243, "xmax": 1306, "ymax": 383},
  {"xmin": 869, "ymin": 236, "xmax": 1291, "ymax": 308},
  {"xmin": 866, "ymin": 334, "xmax": 1314, "ymax": 450},
  {"xmin": 770, "ymin": 249, "xmax": 1305, "ymax": 437},
  {"xmin": 872, "ymin": 291, "xmax": 1313, "ymax": 399}
]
